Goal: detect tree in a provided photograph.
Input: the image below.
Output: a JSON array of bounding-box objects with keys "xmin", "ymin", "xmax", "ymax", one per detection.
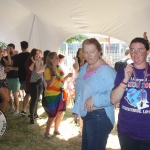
[{"xmin": 66, "ymin": 34, "xmax": 88, "ymax": 43}]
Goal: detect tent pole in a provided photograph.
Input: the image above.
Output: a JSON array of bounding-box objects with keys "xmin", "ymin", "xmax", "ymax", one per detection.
[
  {"xmin": 107, "ymin": 36, "xmax": 112, "ymax": 66},
  {"xmin": 28, "ymin": 14, "xmax": 36, "ymax": 44}
]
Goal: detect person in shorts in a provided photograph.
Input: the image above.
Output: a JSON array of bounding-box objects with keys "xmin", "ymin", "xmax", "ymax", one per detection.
[
  {"xmin": 16, "ymin": 41, "xmax": 30, "ymax": 115},
  {"xmin": 5, "ymin": 43, "xmax": 20, "ymax": 115}
]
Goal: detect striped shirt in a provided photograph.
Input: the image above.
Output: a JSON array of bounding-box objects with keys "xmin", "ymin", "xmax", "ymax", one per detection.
[{"xmin": 30, "ymin": 67, "xmax": 43, "ymax": 83}]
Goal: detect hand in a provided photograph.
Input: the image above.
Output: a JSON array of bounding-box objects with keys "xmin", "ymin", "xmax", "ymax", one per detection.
[
  {"xmin": 6, "ymin": 47, "xmax": 10, "ymax": 54},
  {"xmin": 31, "ymin": 56, "xmax": 35, "ymax": 63},
  {"xmin": 73, "ymin": 114, "xmax": 78, "ymax": 124},
  {"xmin": 73, "ymin": 57, "xmax": 78, "ymax": 61},
  {"xmin": 84, "ymin": 96, "xmax": 94, "ymax": 112},
  {"xmin": 35, "ymin": 54, "xmax": 39, "ymax": 60},
  {"xmin": 35, "ymin": 57, "xmax": 41, "ymax": 67},
  {"xmin": 35, "ymin": 57, "xmax": 41, "ymax": 62},
  {"xmin": 124, "ymin": 64, "xmax": 133, "ymax": 82},
  {"xmin": 41, "ymin": 60, "xmax": 44, "ymax": 66},
  {"xmin": 67, "ymin": 73, "xmax": 73, "ymax": 77},
  {"xmin": 5, "ymin": 66, "xmax": 12, "ymax": 72},
  {"xmin": 143, "ymin": 32, "xmax": 148, "ymax": 40}
]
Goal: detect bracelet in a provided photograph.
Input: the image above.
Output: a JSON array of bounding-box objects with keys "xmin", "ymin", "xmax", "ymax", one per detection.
[
  {"xmin": 119, "ymin": 83, "xmax": 126, "ymax": 89},
  {"xmin": 122, "ymin": 81, "xmax": 128, "ymax": 85}
]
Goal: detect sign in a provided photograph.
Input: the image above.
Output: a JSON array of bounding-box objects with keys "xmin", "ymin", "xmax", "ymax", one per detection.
[{"xmin": 0, "ymin": 111, "xmax": 7, "ymax": 138}]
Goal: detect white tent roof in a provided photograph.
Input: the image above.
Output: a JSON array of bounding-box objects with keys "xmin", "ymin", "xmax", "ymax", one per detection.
[{"xmin": 0, "ymin": 0, "xmax": 150, "ymax": 51}]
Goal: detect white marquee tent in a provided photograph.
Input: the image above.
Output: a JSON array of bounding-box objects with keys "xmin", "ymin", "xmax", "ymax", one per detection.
[{"xmin": 0, "ymin": 0, "xmax": 150, "ymax": 51}]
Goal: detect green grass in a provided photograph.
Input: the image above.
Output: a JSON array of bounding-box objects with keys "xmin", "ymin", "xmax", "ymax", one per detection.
[
  {"xmin": 0, "ymin": 101, "xmax": 81, "ymax": 150},
  {"xmin": 0, "ymin": 100, "xmax": 120, "ymax": 150}
]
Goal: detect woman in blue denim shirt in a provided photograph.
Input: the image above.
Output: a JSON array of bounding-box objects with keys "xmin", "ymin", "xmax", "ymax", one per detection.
[{"xmin": 72, "ymin": 38, "xmax": 116, "ymax": 150}]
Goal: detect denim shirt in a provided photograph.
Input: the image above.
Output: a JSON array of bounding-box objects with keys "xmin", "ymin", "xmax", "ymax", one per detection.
[{"xmin": 72, "ymin": 63, "xmax": 116, "ymax": 125}]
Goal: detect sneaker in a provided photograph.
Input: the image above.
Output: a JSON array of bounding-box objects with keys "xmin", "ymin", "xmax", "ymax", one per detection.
[
  {"xmin": 28, "ymin": 114, "xmax": 41, "ymax": 119},
  {"xmin": 53, "ymin": 131, "xmax": 60, "ymax": 135},
  {"xmin": 34, "ymin": 115, "xmax": 42, "ymax": 119},
  {"xmin": 21, "ymin": 111, "xmax": 27, "ymax": 116},
  {"xmin": 30, "ymin": 119, "xmax": 35, "ymax": 125},
  {"xmin": 13, "ymin": 111, "xmax": 19, "ymax": 115},
  {"xmin": 44, "ymin": 133, "xmax": 52, "ymax": 139},
  {"xmin": 8, "ymin": 108, "xmax": 15, "ymax": 113}
]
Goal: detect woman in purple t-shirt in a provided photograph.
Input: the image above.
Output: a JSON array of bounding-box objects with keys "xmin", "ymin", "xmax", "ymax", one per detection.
[{"xmin": 111, "ymin": 37, "xmax": 150, "ymax": 150}]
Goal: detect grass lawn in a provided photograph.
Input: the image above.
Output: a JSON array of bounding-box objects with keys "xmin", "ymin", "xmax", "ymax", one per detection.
[{"xmin": 0, "ymin": 100, "xmax": 120, "ymax": 150}]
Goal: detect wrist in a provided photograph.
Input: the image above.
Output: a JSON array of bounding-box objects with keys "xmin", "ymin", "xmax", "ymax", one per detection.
[
  {"xmin": 122, "ymin": 80, "xmax": 128, "ymax": 85},
  {"xmin": 123, "ymin": 79, "xmax": 128, "ymax": 83},
  {"xmin": 52, "ymin": 74, "xmax": 57, "ymax": 76},
  {"xmin": 119, "ymin": 83, "xmax": 126, "ymax": 89}
]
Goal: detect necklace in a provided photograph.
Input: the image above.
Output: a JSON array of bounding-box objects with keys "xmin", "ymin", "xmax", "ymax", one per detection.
[
  {"xmin": 56, "ymin": 65, "xmax": 65, "ymax": 87},
  {"xmin": 132, "ymin": 63, "xmax": 148, "ymax": 107}
]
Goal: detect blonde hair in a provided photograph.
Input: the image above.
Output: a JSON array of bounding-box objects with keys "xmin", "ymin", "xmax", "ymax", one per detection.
[{"xmin": 46, "ymin": 52, "xmax": 57, "ymax": 75}]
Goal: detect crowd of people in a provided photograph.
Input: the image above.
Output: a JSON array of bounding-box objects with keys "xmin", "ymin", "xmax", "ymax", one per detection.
[
  {"xmin": 0, "ymin": 41, "xmax": 75, "ymax": 137},
  {"xmin": 0, "ymin": 32, "xmax": 150, "ymax": 150}
]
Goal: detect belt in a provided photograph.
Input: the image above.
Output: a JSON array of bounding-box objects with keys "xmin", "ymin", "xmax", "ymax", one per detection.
[{"xmin": 93, "ymin": 106, "xmax": 104, "ymax": 110}]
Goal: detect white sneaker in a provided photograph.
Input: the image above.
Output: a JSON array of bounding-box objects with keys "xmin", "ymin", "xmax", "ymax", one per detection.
[{"xmin": 13, "ymin": 111, "xmax": 19, "ymax": 115}]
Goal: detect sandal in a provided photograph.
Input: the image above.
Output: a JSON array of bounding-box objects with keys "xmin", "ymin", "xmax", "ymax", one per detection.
[{"xmin": 54, "ymin": 131, "xmax": 60, "ymax": 135}]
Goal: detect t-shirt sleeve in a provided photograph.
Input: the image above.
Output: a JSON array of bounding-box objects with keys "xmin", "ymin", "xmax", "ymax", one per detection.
[
  {"xmin": 44, "ymin": 68, "xmax": 51, "ymax": 80},
  {"xmin": 113, "ymin": 67, "xmax": 124, "ymax": 89}
]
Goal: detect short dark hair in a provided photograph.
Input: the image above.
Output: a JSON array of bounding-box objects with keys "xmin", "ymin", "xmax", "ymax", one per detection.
[
  {"xmin": 8, "ymin": 43, "xmax": 15, "ymax": 49},
  {"xmin": 58, "ymin": 54, "xmax": 65, "ymax": 59},
  {"xmin": 130, "ymin": 37, "xmax": 149, "ymax": 51},
  {"xmin": 20, "ymin": 41, "xmax": 28, "ymax": 49}
]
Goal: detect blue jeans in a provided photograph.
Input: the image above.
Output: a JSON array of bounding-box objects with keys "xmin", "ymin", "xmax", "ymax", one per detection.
[{"xmin": 81, "ymin": 109, "xmax": 113, "ymax": 150}]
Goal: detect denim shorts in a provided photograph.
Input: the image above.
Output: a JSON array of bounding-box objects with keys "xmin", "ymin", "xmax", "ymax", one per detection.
[{"xmin": 0, "ymin": 79, "xmax": 9, "ymax": 89}]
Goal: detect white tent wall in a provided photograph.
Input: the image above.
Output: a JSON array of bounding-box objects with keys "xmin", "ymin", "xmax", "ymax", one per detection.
[
  {"xmin": 0, "ymin": 0, "xmax": 33, "ymax": 50},
  {"xmin": 0, "ymin": 0, "xmax": 150, "ymax": 51}
]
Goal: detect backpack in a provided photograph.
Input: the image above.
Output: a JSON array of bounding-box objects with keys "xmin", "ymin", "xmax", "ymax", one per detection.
[{"xmin": 114, "ymin": 58, "xmax": 130, "ymax": 72}]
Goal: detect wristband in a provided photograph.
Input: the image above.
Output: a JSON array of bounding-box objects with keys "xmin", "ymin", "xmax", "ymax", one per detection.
[
  {"xmin": 53, "ymin": 74, "xmax": 57, "ymax": 76},
  {"xmin": 122, "ymin": 81, "xmax": 127, "ymax": 85},
  {"xmin": 119, "ymin": 83, "xmax": 126, "ymax": 89}
]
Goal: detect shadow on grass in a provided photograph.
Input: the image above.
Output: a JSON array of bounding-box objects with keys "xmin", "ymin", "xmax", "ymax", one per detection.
[
  {"xmin": 0, "ymin": 100, "xmax": 120, "ymax": 150},
  {"xmin": 0, "ymin": 101, "xmax": 81, "ymax": 150}
]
